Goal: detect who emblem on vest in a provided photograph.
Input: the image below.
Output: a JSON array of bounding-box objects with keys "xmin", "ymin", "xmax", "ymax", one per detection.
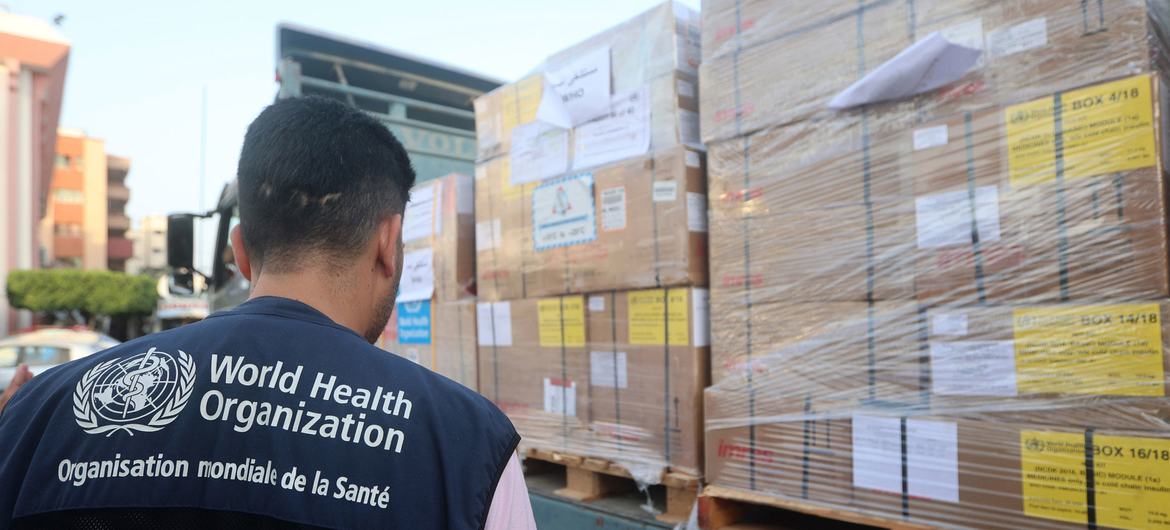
[{"xmin": 73, "ymin": 347, "xmax": 196, "ymax": 436}]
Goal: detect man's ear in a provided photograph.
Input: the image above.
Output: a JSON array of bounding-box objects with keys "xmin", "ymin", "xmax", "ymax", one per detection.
[
  {"xmin": 230, "ymin": 225, "xmax": 253, "ymax": 281},
  {"xmin": 376, "ymin": 214, "xmax": 403, "ymax": 278}
]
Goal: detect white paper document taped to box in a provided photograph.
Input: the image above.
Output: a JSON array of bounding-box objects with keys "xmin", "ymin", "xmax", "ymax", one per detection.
[
  {"xmin": 687, "ymin": 192, "xmax": 708, "ymax": 232},
  {"xmin": 852, "ymin": 415, "xmax": 903, "ymax": 494},
  {"xmin": 543, "ymin": 378, "xmax": 577, "ymax": 416},
  {"xmin": 510, "ymin": 122, "xmax": 569, "ymax": 186},
  {"xmin": 476, "ymin": 302, "xmax": 513, "ymax": 347},
  {"xmin": 536, "ymin": 47, "xmax": 612, "ymax": 128},
  {"xmin": 915, "ymin": 186, "xmax": 1001, "ymax": 248},
  {"xmin": 652, "ymin": 181, "xmax": 678, "ymax": 202},
  {"xmin": 590, "ymin": 351, "xmax": 627, "ymax": 389},
  {"xmin": 853, "ymin": 415, "xmax": 959, "ymax": 503},
  {"xmin": 829, "ymin": 32, "xmax": 981, "ymax": 109},
  {"xmin": 692, "ymin": 288, "xmax": 710, "ymax": 347},
  {"xmin": 600, "ymin": 187, "xmax": 627, "ymax": 232},
  {"xmin": 395, "ymin": 248, "xmax": 434, "ymax": 303},
  {"xmin": 573, "ymin": 87, "xmax": 651, "ymax": 170},
  {"xmin": 906, "ymin": 420, "xmax": 959, "ymax": 502},
  {"xmin": 930, "ymin": 340, "xmax": 1017, "ymax": 396},
  {"xmin": 475, "ymin": 219, "xmax": 501, "ymax": 251},
  {"xmin": 403, "ymin": 185, "xmax": 435, "ymax": 242}
]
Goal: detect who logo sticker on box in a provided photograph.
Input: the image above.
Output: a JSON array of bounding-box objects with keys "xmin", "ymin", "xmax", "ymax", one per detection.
[
  {"xmin": 395, "ymin": 300, "xmax": 432, "ymax": 345},
  {"xmin": 533, "ymin": 173, "xmax": 597, "ymax": 251}
]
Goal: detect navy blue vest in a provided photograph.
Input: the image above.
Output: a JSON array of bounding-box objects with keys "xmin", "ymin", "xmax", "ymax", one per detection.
[{"xmin": 0, "ymin": 297, "xmax": 519, "ymax": 529}]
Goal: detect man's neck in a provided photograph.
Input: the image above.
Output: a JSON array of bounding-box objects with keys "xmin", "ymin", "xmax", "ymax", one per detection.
[{"xmin": 248, "ymin": 270, "xmax": 370, "ymax": 336}]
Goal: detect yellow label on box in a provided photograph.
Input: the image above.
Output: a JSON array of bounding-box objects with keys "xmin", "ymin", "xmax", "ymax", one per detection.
[
  {"xmin": 1013, "ymin": 304, "xmax": 1164, "ymax": 396},
  {"xmin": 628, "ymin": 288, "xmax": 689, "ymax": 346},
  {"xmin": 1020, "ymin": 431, "xmax": 1088, "ymax": 524},
  {"xmin": 1005, "ymin": 96, "xmax": 1057, "ymax": 187},
  {"xmin": 500, "ymin": 75, "xmax": 543, "ymax": 134},
  {"xmin": 1094, "ymin": 435, "xmax": 1170, "ymax": 530},
  {"xmin": 538, "ymin": 296, "xmax": 585, "ymax": 348},
  {"xmin": 1007, "ymin": 75, "xmax": 1156, "ymax": 186},
  {"xmin": 1021, "ymin": 431, "xmax": 1170, "ymax": 529}
]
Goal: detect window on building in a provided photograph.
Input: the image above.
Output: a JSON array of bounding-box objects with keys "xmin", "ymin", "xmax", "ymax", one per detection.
[
  {"xmin": 53, "ymin": 189, "xmax": 84, "ymax": 204},
  {"xmin": 54, "ymin": 223, "xmax": 82, "ymax": 237},
  {"xmin": 55, "ymin": 155, "xmax": 70, "ymax": 169}
]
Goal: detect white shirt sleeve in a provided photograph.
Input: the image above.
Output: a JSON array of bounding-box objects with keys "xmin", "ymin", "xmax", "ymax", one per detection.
[{"xmin": 483, "ymin": 453, "xmax": 537, "ymax": 530}]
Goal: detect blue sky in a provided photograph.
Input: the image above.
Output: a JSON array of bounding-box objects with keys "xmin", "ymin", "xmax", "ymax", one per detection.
[{"xmin": 10, "ymin": 0, "xmax": 698, "ymax": 269}]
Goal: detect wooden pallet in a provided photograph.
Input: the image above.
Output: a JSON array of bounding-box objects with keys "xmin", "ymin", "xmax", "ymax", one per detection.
[
  {"xmin": 699, "ymin": 485, "xmax": 937, "ymax": 530},
  {"xmin": 523, "ymin": 447, "xmax": 700, "ymax": 524}
]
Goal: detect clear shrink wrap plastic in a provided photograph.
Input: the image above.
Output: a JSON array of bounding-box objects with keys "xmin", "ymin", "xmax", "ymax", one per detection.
[
  {"xmin": 471, "ymin": 1, "xmax": 712, "ymax": 486},
  {"xmin": 704, "ymin": 0, "xmax": 1170, "ymax": 529}
]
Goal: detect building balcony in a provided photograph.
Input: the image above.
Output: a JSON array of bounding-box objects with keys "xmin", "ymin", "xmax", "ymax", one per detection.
[
  {"xmin": 107, "ymin": 213, "xmax": 131, "ymax": 232},
  {"xmin": 53, "ymin": 236, "xmax": 84, "ymax": 259},
  {"xmin": 107, "ymin": 156, "xmax": 131, "ymax": 180},
  {"xmin": 107, "ymin": 183, "xmax": 130, "ymax": 203},
  {"xmin": 53, "ymin": 203, "xmax": 84, "ymax": 224},
  {"xmin": 108, "ymin": 237, "xmax": 133, "ymax": 261}
]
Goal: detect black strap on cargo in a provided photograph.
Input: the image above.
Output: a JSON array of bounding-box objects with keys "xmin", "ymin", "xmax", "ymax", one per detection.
[
  {"xmin": 915, "ymin": 305, "xmax": 931, "ymax": 408},
  {"xmin": 732, "ymin": 0, "xmax": 759, "ymax": 492},
  {"xmin": 489, "ymin": 305, "xmax": 500, "ymax": 403},
  {"xmin": 662, "ymin": 288, "xmax": 673, "ymax": 463},
  {"xmin": 610, "ymin": 291, "xmax": 623, "ymax": 453},
  {"xmin": 900, "ymin": 417, "xmax": 910, "ymax": 519},
  {"xmin": 964, "ymin": 111, "xmax": 989, "ymax": 304},
  {"xmin": 855, "ymin": 0, "xmax": 880, "ymax": 405},
  {"xmin": 1053, "ymin": 93, "xmax": 1072, "ymax": 301},
  {"xmin": 651, "ymin": 159, "xmax": 663, "ymax": 287},
  {"xmin": 1081, "ymin": 0, "xmax": 1106, "ymax": 35},
  {"xmin": 456, "ymin": 302, "xmax": 467, "ymax": 385},
  {"xmin": 800, "ymin": 395, "xmax": 813, "ymax": 500},
  {"xmin": 511, "ymin": 87, "xmax": 530, "ymax": 299},
  {"xmin": 559, "ymin": 296, "xmax": 570, "ymax": 450},
  {"xmin": 1084, "ymin": 428, "xmax": 1098, "ymax": 529}
]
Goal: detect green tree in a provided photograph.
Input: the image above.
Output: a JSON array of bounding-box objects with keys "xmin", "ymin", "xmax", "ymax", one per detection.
[{"xmin": 6, "ymin": 269, "xmax": 157, "ymax": 327}]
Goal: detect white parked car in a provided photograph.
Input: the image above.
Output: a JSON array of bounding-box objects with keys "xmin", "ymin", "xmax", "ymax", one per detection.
[{"xmin": 0, "ymin": 329, "xmax": 119, "ymax": 390}]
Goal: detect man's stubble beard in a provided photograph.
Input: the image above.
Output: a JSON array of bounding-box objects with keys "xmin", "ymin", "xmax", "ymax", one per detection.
[
  {"xmin": 364, "ymin": 238, "xmax": 404, "ymax": 344},
  {"xmin": 364, "ymin": 286, "xmax": 396, "ymax": 344}
]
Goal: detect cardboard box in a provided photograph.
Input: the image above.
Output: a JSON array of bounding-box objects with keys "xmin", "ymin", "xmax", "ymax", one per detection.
[
  {"xmin": 707, "ymin": 74, "xmax": 1170, "ymax": 306},
  {"xmin": 475, "ymin": 296, "xmax": 592, "ymax": 455},
  {"xmin": 709, "ymin": 198, "xmax": 916, "ymax": 305},
  {"xmin": 402, "ymin": 173, "xmax": 476, "ymax": 303},
  {"xmin": 476, "ymin": 146, "xmax": 708, "ymax": 301},
  {"xmin": 925, "ymin": 302, "xmax": 1170, "ymax": 401},
  {"xmin": 474, "ymin": 156, "xmax": 532, "ymax": 302},
  {"xmin": 583, "ymin": 287, "xmax": 710, "ymax": 477},
  {"xmin": 910, "ymin": 74, "xmax": 1170, "ymax": 305},
  {"xmin": 474, "ymin": 2, "xmax": 700, "ymax": 162},
  {"xmin": 709, "ymin": 299, "xmax": 926, "ymax": 400},
  {"xmin": 705, "ymin": 399, "xmax": 1170, "ymax": 530},
  {"xmin": 706, "ymin": 110, "xmax": 916, "ymax": 304},
  {"xmin": 380, "ymin": 300, "xmax": 478, "ymax": 391},
  {"xmin": 476, "ymin": 290, "xmax": 709, "ymax": 478},
  {"xmin": 699, "ymin": 0, "xmax": 1170, "ymax": 144},
  {"xmin": 707, "ymin": 110, "xmax": 915, "ymax": 213}
]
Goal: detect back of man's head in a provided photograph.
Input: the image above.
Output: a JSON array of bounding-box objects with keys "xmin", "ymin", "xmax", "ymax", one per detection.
[{"xmin": 236, "ymin": 96, "xmax": 416, "ymax": 273}]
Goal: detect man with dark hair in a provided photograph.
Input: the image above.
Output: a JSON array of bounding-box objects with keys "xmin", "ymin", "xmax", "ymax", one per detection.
[{"xmin": 0, "ymin": 96, "xmax": 536, "ymax": 529}]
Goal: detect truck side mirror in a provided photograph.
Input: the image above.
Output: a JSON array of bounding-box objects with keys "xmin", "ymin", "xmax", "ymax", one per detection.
[{"xmin": 167, "ymin": 214, "xmax": 195, "ymax": 272}]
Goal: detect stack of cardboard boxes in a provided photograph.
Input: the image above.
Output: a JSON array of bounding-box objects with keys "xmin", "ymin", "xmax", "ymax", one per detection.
[
  {"xmin": 473, "ymin": 2, "xmax": 712, "ymax": 480},
  {"xmin": 380, "ymin": 173, "xmax": 479, "ymax": 391},
  {"xmin": 703, "ymin": 0, "xmax": 1170, "ymax": 527}
]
